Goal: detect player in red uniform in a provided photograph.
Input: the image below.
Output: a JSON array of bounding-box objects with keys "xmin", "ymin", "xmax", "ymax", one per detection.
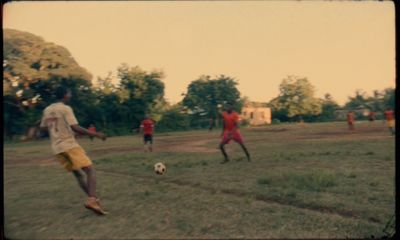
[
  {"xmin": 347, "ymin": 111, "xmax": 355, "ymax": 130},
  {"xmin": 88, "ymin": 124, "xmax": 96, "ymax": 142},
  {"xmin": 219, "ymin": 104, "xmax": 251, "ymax": 164},
  {"xmin": 384, "ymin": 108, "xmax": 395, "ymax": 135},
  {"xmin": 368, "ymin": 111, "xmax": 376, "ymax": 122},
  {"xmin": 139, "ymin": 115, "xmax": 155, "ymax": 152}
]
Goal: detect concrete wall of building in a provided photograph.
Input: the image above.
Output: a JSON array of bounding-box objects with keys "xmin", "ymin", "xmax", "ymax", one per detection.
[{"xmin": 241, "ymin": 107, "xmax": 271, "ymax": 125}]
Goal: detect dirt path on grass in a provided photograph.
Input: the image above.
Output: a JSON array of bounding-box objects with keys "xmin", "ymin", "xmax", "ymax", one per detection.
[
  {"xmin": 4, "ymin": 124, "xmax": 392, "ymax": 166},
  {"xmin": 4, "ymin": 137, "xmax": 217, "ymax": 166},
  {"xmin": 160, "ymin": 139, "xmax": 218, "ymax": 153}
]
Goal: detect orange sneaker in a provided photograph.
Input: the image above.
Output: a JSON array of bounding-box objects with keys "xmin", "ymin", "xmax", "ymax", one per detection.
[{"xmin": 84, "ymin": 197, "xmax": 108, "ymax": 215}]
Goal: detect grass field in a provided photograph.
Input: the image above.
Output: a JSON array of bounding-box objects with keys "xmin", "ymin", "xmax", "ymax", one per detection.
[{"xmin": 4, "ymin": 121, "xmax": 395, "ymax": 239}]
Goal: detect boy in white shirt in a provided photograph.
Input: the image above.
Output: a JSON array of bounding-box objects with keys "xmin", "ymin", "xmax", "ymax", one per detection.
[{"xmin": 40, "ymin": 86, "xmax": 107, "ymax": 215}]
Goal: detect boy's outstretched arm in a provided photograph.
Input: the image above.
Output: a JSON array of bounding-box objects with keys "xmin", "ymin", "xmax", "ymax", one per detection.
[{"xmin": 71, "ymin": 125, "xmax": 106, "ymax": 141}]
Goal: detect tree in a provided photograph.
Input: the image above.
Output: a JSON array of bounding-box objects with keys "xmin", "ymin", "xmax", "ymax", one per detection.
[
  {"xmin": 3, "ymin": 29, "xmax": 92, "ymax": 105},
  {"xmin": 344, "ymin": 90, "xmax": 369, "ymax": 109},
  {"xmin": 269, "ymin": 76, "xmax": 322, "ymax": 121},
  {"xmin": 96, "ymin": 72, "xmax": 119, "ymax": 95},
  {"xmin": 343, "ymin": 88, "xmax": 394, "ymax": 120},
  {"xmin": 32, "ymin": 76, "xmax": 97, "ymax": 125},
  {"xmin": 317, "ymin": 93, "xmax": 340, "ymax": 122},
  {"xmin": 3, "ymin": 29, "xmax": 95, "ymax": 139},
  {"xmin": 345, "ymin": 88, "xmax": 394, "ymax": 111},
  {"xmin": 3, "ymin": 29, "xmax": 92, "ymax": 84},
  {"xmin": 117, "ymin": 64, "xmax": 166, "ymax": 129},
  {"xmin": 365, "ymin": 90, "xmax": 385, "ymax": 112},
  {"xmin": 182, "ymin": 75, "xmax": 243, "ymax": 127},
  {"xmin": 157, "ymin": 104, "xmax": 190, "ymax": 131},
  {"xmin": 3, "ymin": 75, "xmax": 97, "ymax": 140},
  {"xmin": 382, "ymin": 88, "xmax": 395, "ymax": 110}
]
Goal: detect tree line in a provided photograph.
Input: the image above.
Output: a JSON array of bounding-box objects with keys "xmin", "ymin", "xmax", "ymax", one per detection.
[
  {"xmin": 267, "ymin": 75, "xmax": 395, "ymax": 123},
  {"xmin": 3, "ymin": 29, "xmax": 395, "ymax": 140}
]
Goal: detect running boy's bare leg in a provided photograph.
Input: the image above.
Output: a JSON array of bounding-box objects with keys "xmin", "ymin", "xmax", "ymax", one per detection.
[
  {"xmin": 82, "ymin": 166, "xmax": 96, "ymax": 198},
  {"xmin": 219, "ymin": 143, "xmax": 229, "ymax": 163},
  {"xmin": 72, "ymin": 170, "xmax": 89, "ymax": 195},
  {"xmin": 239, "ymin": 142, "xmax": 251, "ymax": 162}
]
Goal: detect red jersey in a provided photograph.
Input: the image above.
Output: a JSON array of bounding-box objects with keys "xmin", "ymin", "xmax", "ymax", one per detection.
[
  {"xmin": 88, "ymin": 126, "xmax": 96, "ymax": 133},
  {"xmin": 141, "ymin": 119, "xmax": 154, "ymax": 135},
  {"xmin": 222, "ymin": 111, "xmax": 239, "ymax": 132},
  {"xmin": 347, "ymin": 112, "xmax": 355, "ymax": 122},
  {"xmin": 385, "ymin": 110, "xmax": 394, "ymax": 121},
  {"xmin": 368, "ymin": 112, "xmax": 376, "ymax": 119}
]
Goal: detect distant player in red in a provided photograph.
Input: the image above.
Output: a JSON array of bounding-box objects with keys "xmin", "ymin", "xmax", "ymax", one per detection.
[
  {"xmin": 368, "ymin": 111, "xmax": 376, "ymax": 122},
  {"xmin": 209, "ymin": 118, "xmax": 215, "ymax": 131},
  {"xmin": 219, "ymin": 104, "xmax": 251, "ymax": 164},
  {"xmin": 140, "ymin": 115, "xmax": 155, "ymax": 152},
  {"xmin": 88, "ymin": 124, "xmax": 96, "ymax": 142},
  {"xmin": 347, "ymin": 111, "xmax": 355, "ymax": 130},
  {"xmin": 384, "ymin": 108, "xmax": 395, "ymax": 135}
]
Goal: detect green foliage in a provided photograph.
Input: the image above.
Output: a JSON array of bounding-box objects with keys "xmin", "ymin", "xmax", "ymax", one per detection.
[
  {"xmin": 314, "ymin": 94, "xmax": 340, "ymax": 122},
  {"xmin": 344, "ymin": 88, "xmax": 395, "ymax": 118},
  {"xmin": 4, "ymin": 29, "xmax": 395, "ymax": 138},
  {"xmin": 182, "ymin": 75, "xmax": 243, "ymax": 119},
  {"xmin": 157, "ymin": 105, "xmax": 190, "ymax": 131},
  {"xmin": 4, "ymin": 75, "xmax": 98, "ymax": 136},
  {"xmin": 117, "ymin": 64, "xmax": 166, "ymax": 128},
  {"xmin": 345, "ymin": 90, "xmax": 369, "ymax": 109},
  {"xmin": 269, "ymin": 76, "xmax": 322, "ymax": 121},
  {"xmin": 77, "ymin": 64, "xmax": 168, "ymax": 135},
  {"xmin": 3, "ymin": 95, "xmax": 26, "ymax": 139},
  {"xmin": 271, "ymin": 119, "xmax": 281, "ymax": 124},
  {"xmin": 382, "ymin": 88, "xmax": 395, "ymax": 110},
  {"xmin": 3, "ymin": 29, "xmax": 96, "ymax": 138},
  {"xmin": 3, "ymin": 29, "xmax": 92, "ymax": 84}
]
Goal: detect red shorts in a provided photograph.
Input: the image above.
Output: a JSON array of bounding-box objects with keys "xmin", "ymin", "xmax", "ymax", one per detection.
[{"xmin": 220, "ymin": 130, "xmax": 244, "ymax": 145}]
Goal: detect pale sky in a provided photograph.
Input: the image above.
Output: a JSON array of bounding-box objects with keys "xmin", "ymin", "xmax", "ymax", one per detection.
[{"xmin": 3, "ymin": 1, "xmax": 395, "ymax": 105}]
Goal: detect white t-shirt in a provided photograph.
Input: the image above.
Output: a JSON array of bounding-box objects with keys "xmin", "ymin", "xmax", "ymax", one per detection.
[{"xmin": 40, "ymin": 102, "xmax": 81, "ymax": 154}]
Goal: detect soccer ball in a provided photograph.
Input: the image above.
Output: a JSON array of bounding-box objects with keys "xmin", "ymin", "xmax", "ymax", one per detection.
[{"xmin": 154, "ymin": 162, "xmax": 166, "ymax": 175}]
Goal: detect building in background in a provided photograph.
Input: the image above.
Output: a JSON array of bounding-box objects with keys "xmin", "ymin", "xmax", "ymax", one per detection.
[{"xmin": 241, "ymin": 104, "xmax": 271, "ymax": 125}]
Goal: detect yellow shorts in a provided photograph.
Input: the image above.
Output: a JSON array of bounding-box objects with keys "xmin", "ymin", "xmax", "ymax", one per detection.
[
  {"xmin": 387, "ymin": 120, "xmax": 395, "ymax": 128},
  {"xmin": 55, "ymin": 147, "xmax": 92, "ymax": 171}
]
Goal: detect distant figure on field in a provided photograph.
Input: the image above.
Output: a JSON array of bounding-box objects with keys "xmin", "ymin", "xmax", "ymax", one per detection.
[
  {"xmin": 40, "ymin": 86, "xmax": 108, "ymax": 215},
  {"xmin": 384, "ymin": 108, "xmax": 395, "ymax": 135},
  {"xmin": 368, "ymin": 111, "xmax": 376, "ymax": 122},
  {"xmin": 209, "ymin": 118, "xmax": 215, "ymax": 131},
  {"xmin": 88, "ymin": 124, "xmax": 97, "ymax": 142},
  {"xmin": 298, "ymin": 116, "xmax": 304, "ymax": 124},
  {"xmin": 219, "ymin": 104, "xmax": 251, "ymax": 164},
  {"xmin": 139, "ymin": 115, "xmax": 155, "ymax": 152},
  {"xmin": 347, "ymin": 111, "xmax": 355, "ymax": 130}
]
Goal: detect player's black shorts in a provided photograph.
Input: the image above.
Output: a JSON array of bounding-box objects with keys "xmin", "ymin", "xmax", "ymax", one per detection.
[{"xmin": 144, "ymin": 134, "xmax": 153, "ymax": 143}]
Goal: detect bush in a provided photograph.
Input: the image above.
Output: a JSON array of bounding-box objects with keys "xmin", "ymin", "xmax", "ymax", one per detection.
[
  {"xmin": 157, "ymin": 108, "xmax": 190, "ymax": 131},
  {"xmin": 272, "ymin": 119, "xmax": 281, "ymax": 124}
]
